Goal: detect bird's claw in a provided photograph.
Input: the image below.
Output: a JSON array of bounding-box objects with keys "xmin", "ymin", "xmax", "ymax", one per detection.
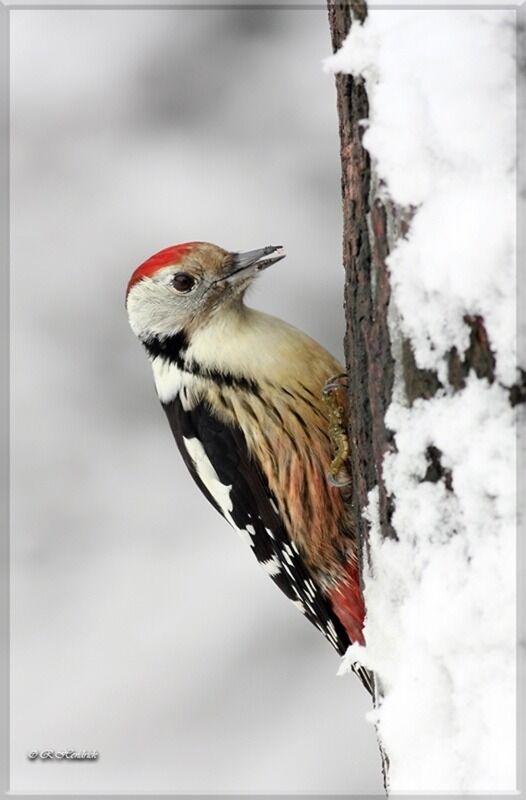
[
  {"xmin": 327, "ymin": 470, "xmax": 353, "ymax": 488},
  {"xmin": 323, "ymin": 374, "xmax": 352, "ymax": 489},
  {"xmin": 322, "ymin": 373, "xmax": 348, "ymax": 397}
]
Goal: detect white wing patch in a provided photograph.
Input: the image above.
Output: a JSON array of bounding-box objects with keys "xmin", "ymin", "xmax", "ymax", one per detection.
[
  {"xmin": 183, "ymin": 436, "xmax": 234, "ymax": 522},
  {"xmin": 292, "ymin": 600, "xmax": 305, "ymax": 614},
  {"xmin": 282, "ymin": 543, "xmax": 295, "ymax": 566},
  {"xmin": 237, "ymin": 524, "xmax": 255, "ymax": 548},
  {"xmin": 326, "ymin": 620, "xmax": 339, "ymax": 647},
  {"xmin": 260, "ymin": 555, "xmax": 281, "ymax": 576},
  {"xmin": 182, "ymin": 438, "xmax": 259, "ymax": 554}
]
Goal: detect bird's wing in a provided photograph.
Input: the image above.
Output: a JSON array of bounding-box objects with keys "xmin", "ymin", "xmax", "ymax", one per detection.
[{"xmin": 162, "ymin": 394, "xmax": 352, "ymax": 657}]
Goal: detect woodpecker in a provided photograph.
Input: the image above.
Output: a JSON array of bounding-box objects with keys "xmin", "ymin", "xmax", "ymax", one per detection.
[{"xmin": 126, "ymin": 241, "xmax": 372, "ymax": 694}]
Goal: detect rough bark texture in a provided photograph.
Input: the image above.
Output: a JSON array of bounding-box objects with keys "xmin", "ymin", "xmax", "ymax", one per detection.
[
  {"xmin": 327, "ymin": 0, "xmax": 396, "ymax": 562},
  {"xmin": 327, "ymin": 3, "xmax": 393, "ymax": 789},
  {"xmin": 327, "ymin": 2, "xmax": 522, "ymax": 793},
  {"xmin": 327, "ymin": 0, "xmax": 524, "ymax": 552}
]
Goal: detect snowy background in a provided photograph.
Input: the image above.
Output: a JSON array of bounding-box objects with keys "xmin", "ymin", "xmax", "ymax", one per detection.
[{"xmin": 10, "ymin": 7, "xmax": 383, "ymax": 794}]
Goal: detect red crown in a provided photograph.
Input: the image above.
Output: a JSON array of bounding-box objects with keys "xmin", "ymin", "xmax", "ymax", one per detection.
[{"xmin": 127, "ymin": 242, "xmax": 200, "ymax": 295}]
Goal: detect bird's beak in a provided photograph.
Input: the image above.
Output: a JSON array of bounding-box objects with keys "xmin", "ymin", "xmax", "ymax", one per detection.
[{"xmin": 225, "ymin": 245, "xmax": 286, "ymax": 283}]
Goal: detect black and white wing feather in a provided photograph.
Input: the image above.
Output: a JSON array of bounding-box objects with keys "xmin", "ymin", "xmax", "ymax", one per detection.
[{"xmin": 162, "ymin": 395, "xmax": 352, "ymax": 657}]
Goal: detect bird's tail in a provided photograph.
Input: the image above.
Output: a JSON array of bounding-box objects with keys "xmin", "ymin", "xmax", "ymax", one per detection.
[{"xmin": 351, "ymin": 662, "xmax": 375, "ymax": 697}]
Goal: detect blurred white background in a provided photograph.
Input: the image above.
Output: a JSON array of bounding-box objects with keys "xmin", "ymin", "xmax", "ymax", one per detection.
[{"xmin": 10, "ymin": 7, "xmax": 382, "ymax": 793}]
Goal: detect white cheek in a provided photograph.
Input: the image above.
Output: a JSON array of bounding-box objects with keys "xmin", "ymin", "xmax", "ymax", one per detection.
[
  {"xmin": 126, "ymin": 289, "xmax": 152, "ymax": 340},
  {"xmin": 127, "ymin": 278, "xmax": 191, "ymax": 340}
]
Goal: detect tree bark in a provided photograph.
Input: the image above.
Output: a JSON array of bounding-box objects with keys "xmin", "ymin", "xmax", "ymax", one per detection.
[
  {"xmin": 327, "ymin": 0, "xmax": 398, "ymax": 566},
  {"xmin": 327, "ymin": 2, "xmax": 523, "ymax": 793},
  {"xmin": 327, "ymin": 1, "xmax": 524, "ymax": 561}
]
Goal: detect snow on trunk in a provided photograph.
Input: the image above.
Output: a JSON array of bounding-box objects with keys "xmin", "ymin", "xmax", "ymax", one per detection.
[{"xmin": 325, "ymin": 9, "xmax": 518, "ymax": 793}]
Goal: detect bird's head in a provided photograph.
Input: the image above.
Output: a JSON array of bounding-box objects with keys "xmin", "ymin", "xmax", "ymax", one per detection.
[{"xmin": 126, "ymin": 241, "xmax": 285, "ymax": 342}]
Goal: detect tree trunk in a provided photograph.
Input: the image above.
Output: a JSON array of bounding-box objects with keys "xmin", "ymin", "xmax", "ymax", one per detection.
[
  {"xmin": 327, "ymin": 3, "xmax": 395, "ymax": 789},
  {"xmin": 327, "ymin": 1, "xmax": 521, "ymax": 794},
  {"xmin": 327, "ymin": 1, "xmax": 397, "ymax": 562},
  {"xmin": 327, "ymin": 0, "xmax": 523, "ymax": 599}
]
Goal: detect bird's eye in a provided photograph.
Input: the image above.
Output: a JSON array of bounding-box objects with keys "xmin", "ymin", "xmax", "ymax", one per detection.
[{"xmin": 172, "ymin": 272, "xmax": 196, "ymax": 293}]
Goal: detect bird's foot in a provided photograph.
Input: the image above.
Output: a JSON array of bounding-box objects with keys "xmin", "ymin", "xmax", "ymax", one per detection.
[{"xmin": 322, "ymin": 374, "xmax": 352, "ymax": 489}]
